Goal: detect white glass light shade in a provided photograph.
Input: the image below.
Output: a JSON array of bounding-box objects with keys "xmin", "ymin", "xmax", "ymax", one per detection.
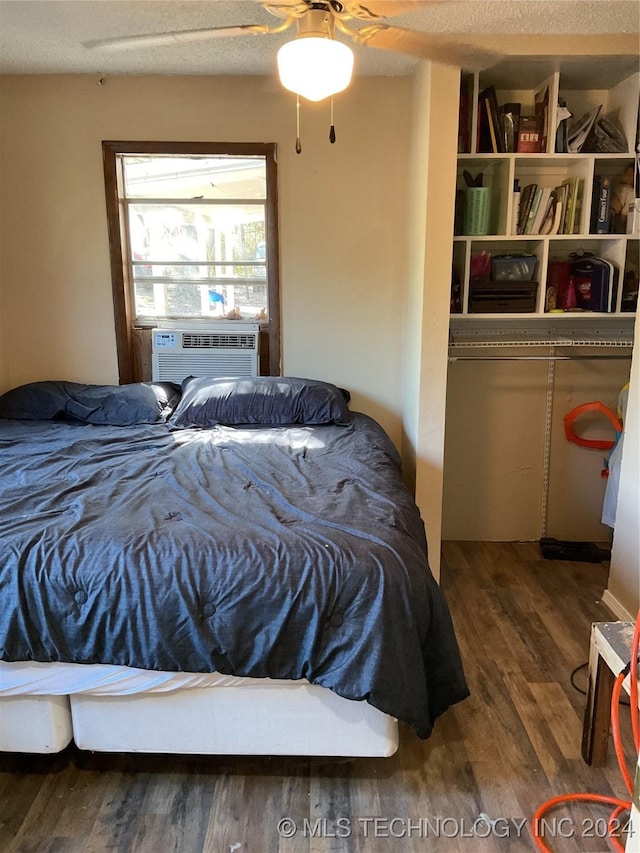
[{"xmin": 277, "ymin": 37, "xmax": 354, "ymax": 102}]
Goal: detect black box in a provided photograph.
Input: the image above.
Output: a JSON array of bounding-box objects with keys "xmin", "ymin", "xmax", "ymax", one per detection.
[{"xmin": 469, "ymin": 280, "xmax": 538, "ymax": 313}]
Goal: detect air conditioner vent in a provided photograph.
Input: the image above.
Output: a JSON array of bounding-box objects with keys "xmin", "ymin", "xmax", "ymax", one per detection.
[
  {"xmin": 182, "ymin": 333, "xmax": 256, "ymax": 350},
  {"xmin": 151, "ymin": 324, "xmax": 259, "ymax": 382}
]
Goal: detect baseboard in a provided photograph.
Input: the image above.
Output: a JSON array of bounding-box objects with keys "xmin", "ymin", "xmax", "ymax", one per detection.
[{"xmin": 601, "ymin": 588, "xmax": 635, "ymax": 622}]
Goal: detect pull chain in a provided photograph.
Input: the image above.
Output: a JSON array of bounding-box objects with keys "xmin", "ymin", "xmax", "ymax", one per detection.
[
  {"xmin": 329, "ymin": 96, "xmax": 336, "ymax": 144},
  {"xmin": 295, "ymin": 94, "xmax": 302, "ymax": 154}
]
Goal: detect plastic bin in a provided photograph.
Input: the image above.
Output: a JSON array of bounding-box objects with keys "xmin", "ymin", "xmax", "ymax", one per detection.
[{"xmin": 491, "ymin": 253, "xmax": 537, "ymax": 281}]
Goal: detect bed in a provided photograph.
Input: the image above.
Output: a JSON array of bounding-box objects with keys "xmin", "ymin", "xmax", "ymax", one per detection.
[{"xmin": 0, "ymin": 376, "xmax": 468, "ymax": 756}]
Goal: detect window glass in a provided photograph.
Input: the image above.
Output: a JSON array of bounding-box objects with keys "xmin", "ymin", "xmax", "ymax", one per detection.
[
  {"xmin": 121, "ymin": 156, "xmax": 268, "ymax": 322},
  {"xmin": 123, "ymin": 156, "xmax": 267, "ymax": 200}
]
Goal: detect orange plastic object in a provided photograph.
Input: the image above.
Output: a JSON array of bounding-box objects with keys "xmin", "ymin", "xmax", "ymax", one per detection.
[{"xmin": 563, "ymin": 401, "xmax": 622, "ymax": 451}]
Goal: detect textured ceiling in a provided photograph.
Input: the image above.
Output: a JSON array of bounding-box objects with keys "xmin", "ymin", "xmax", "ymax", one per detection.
[{"xmin": 0, "ymin": 1, "xmax": 638, "ymax": 77}]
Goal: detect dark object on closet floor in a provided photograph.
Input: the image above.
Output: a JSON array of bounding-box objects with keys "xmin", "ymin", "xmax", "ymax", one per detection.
[{"xmin": 539, "ymin": 538, "xmax": 611, "ymax": 563}]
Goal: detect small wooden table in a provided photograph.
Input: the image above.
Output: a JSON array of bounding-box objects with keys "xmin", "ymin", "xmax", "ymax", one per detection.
[{"xmin": 582, "ymin": 621, "xmax": 636, "ymax": 766}]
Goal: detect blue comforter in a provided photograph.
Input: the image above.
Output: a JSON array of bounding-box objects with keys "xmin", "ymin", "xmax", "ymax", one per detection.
[{"xmin": 0, "ymin": 413, "xmax": 468, "ymax": 737}]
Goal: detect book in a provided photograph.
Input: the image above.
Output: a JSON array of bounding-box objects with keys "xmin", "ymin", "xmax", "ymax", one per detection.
[
  {"xmin": 560, "ymin": 177, "xmax": 575, "ymax": 233},
  {"xmin": 485, "ymin": 99, "xmax": 500, "ymax": 153},
  {"xmin": 547, "ymin": 199, "xmax": 564, "ymax": 235},
  {"xmin": 539, "ymin": 189, "xmax": 562, "ymax": 235},
  {"xmin": 517, "ymin": 183, "xmax": 537, "ymax": 234},
  {"xmin": 478, "ymin": 86, "xmax": 505, "ymax": 153},
  {"xmin": 561, "ymin": 177, "xmax": 580, "ymax": 234},
  {"xmin": 554, "ymin": 182, "xmax": 569, "ymax": 235},
  {"xmin": 534, "ymin": 85, "xmax": 550, "ymax": 153},
  {"xmin": 458, "ymin": 76, "xmax": 472, "ymax": 153},
  {"xmin": 591, "ymin": 175, "xmax": 612, "ymax": 233},
  {"xmin": 531, "ymin": 187, "xmax": 553, "ymax": 234},
  {"xmin": 572, "ymin": 179, "xmax": 584, "ymax": 233},
  {"xmin": 477, "ymin": 98, "xmax": 491, "ymax": 153},
  {"xmin": 500, "ymin": 102, "xmax": 521, "ymax": 153},
  {"xmin": 524, "ymin": 186, "xmax": 544, "ymax": 234},
  {"xmin": 511, "ymin": 179, "xmax": 521, "ymax": 235},
  {"xmin": 555, "ymin": 97, "xmax": 572, "ymax": 153},
  {"xmin": 539, "ymin": 193, "xmax": 555, "ymax": 235},
  {"xmin": 517, "ymin": 116, "xmax": 542, "ymax": 153}
]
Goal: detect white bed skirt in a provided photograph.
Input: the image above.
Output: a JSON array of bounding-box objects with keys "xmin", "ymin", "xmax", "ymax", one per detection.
[{"xmin": 0, "ymin": 662, "xmax": 398, "ymax": 757}]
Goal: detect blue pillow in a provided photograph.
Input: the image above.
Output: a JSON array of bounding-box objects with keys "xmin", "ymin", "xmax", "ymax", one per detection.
[
  {"xmin": 0, "ymin": 381, "xmax": 181, "ymax": 425},
  {"xmin": 169, "ymin": 376, "xmax": 352, "ymax": 428}
]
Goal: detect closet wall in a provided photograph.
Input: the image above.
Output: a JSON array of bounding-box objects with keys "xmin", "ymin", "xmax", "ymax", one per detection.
[{"xmin": 442, "ymin": 354, "xmax": 632, "ymax": 541}]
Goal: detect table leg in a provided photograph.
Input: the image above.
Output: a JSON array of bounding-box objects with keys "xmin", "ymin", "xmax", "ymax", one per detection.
[{"xmin": 582, "ymin": 644, "xmax": 616, "ymax": 766}]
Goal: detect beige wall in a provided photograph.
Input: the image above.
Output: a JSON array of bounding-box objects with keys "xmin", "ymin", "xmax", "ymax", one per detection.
[
  {"xmin": 1, "ymin": 71, "xmax": 636, "ymax": 587},
  {"xmin": 0, "ymin": 74, "xmax": 410, "ymax": 445},
  {"xmin": 402, "ymin": 62, "xmax": 459, "ymax": 579},
  {"xmin": 606, "ymin": 321, "xmax": 640, "ymax": 618}
]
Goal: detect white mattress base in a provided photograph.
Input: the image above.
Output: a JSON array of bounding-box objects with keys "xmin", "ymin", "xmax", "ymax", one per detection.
[
  {"xmin": 0, "ymin": 695, "xmax": 73, "ymax": 753},
  {"xmin": 71, "ymin": 684, "xmax": 398, "ymax": 757},
  {"xmin": 1, "ymin": 662, "xmax": 398, "ymax": 757}
]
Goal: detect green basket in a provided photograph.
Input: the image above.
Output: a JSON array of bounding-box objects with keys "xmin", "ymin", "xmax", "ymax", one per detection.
[{"xmin": 464, "ymin": 187, "xmax": 491, "ymax": 235}]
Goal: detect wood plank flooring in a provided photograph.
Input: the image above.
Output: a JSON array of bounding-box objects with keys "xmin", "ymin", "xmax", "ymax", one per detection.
[{"xmin": 1, "ymin": 541, "xmax": 635, "ymax": 852}]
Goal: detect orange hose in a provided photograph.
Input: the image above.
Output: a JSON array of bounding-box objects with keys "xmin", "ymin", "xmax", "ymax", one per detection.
[
  {"xmin": 611, "ymin": 672, "xmax": 634, "ymax": 795},
  {"xmin": 532, "ymin": 610, "xmax": 640, "ymax": 852},
  {"xmin": 630, "ymin": 609, "xmax": 640, "ymax": 752},
  {"xmin": 608, "ymin": 805, "xmax": 629, "ymax": 853},
  {"xmin": 532, "ymin": 793, "xmax": 630, "ymax": 853},
  {"xmin": 608, "ymin": 831, "xmax": 626, "ymax": 853}
]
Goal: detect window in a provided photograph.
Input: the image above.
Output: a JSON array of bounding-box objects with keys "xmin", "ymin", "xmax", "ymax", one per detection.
[
  {"xmin": 125, "ymin": 155, "xmax": 268, "ymax": 322},
  {"xmin": 103, "ymin": 142, "xmax": 280, "ymax": 383}
]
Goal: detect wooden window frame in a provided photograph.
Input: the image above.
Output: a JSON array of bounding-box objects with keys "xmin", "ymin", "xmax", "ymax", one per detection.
[{"xmin": 102, "ymin": 141, "xmax": 281, "ymax": 384}]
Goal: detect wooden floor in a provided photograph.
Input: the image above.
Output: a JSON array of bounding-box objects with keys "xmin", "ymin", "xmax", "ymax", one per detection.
[{"xmin": 1, "ymin": 541, "xmax": 635, "ymax": 852}]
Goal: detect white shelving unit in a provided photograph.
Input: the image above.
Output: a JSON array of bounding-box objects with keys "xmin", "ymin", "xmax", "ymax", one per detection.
[{"xmin": 452, "ymin": 60, "xmax": 639, "ymax": 325}]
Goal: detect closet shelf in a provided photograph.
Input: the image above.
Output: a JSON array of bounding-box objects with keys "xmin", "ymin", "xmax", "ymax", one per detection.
[
  {"xmin": 449, "ymin": 313, "xmax": 635, "ymax": 348},
  {"xmin": 449, "ymin": 317, "xmax": 634, "ymax": 361},
  {"xmin": 449, "ymin": 336, "xmax": 634, "ymax": 349}
]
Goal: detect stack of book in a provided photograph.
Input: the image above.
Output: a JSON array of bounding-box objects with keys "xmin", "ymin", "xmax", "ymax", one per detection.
[
  {"xmin": 477, "ymin": 84, "xmax": 550, "ymax": 153},
  {"xmin": 517, "ymin": 178, "xmax": 583, "ymax": 235},
  {"xmin": 478, "ymin": 86, "xmax": 506, "ymax": 153}
]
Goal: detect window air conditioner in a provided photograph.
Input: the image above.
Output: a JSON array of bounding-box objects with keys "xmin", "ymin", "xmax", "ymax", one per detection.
[{"xmin": 151, "ymin": 324, "xmax": 260, "ymax": 383}]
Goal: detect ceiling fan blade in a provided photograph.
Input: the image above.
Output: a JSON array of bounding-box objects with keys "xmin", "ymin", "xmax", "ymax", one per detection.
[
  {"xmin": 343, "ymin": 1, "xmax": 439, "ymax": 18},
  {"xmin": 357, "ymin": 25, "xmax": 498, "ymax": 71},
  {"xmin": 84, "ymin": 24, "xmax": 270, "ymax": 52},
  {"xmin": 262, "ymin": 1, "xmax": 309, "ymax": 8}
]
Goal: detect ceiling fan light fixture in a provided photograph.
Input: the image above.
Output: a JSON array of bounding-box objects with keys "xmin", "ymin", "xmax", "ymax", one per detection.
[{"xmin": 277, "ymin": 36, "xmax": 354, "ymax": 102}]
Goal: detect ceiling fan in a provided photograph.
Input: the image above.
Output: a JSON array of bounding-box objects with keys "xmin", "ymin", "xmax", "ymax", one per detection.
[
  {"xmin": 86, "ymin": 1, "xmax": 497, "ymax": 152},
  {"xmin": 86, "ymin": 0, "xmax": 498, "ymax": 99}
]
